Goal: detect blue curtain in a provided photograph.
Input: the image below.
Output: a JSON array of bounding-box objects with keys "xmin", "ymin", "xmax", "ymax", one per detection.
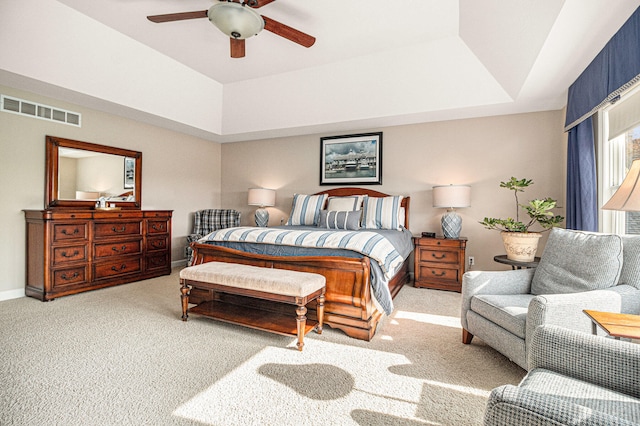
[
  {"xmin": 566, "ymin": 117, "xmax": 597, "ymax": 231},
  {"xmin": 564, "ymin": 6, "xmax": 640, "ymax": 230}
]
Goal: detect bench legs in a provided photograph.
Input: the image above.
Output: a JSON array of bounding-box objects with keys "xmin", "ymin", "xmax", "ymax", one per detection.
[
  {"xmin": 180, "ymin": 279, "xmax": 190, "ymax": 321},
  {"xmin": 295, "ymin": 294, "xmax": 325, "ymax": 351}
]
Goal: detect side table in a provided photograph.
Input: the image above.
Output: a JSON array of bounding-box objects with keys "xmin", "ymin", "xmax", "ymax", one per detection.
[
  {"xmin": 493, "ymin": 255, "xmax": 540, "ymax": 270},
  {"xmin": 414, "ymin": 236, "xmax": 466, "ymax": 292},
  {"xmin": 583, "ymin": 309, "xmax": 640, "ymax": 340}
]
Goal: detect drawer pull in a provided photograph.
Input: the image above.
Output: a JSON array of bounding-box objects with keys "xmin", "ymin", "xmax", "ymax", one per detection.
[
  {"xmin": 150, "ymin": 241, "xmax": 164, "ymax": 249},
  {"xmin": 111, "ymin": 226, "xmax": 127, "ymax": 233},
  {"xmin": 61, "ymin": 250, "xmax": 80, "ymax": 258},
  {"xmin": 152, "ymin": 224, "xmax": 165, "ymax": 231},
  {"xmin": 150, "ymin": 258, "xmax": 164, "ymax": 266},
  {"xmin": 61, "ymin": 228, "xmax": 80, "ymax": 236},
  {"xmin": 61, "ymin": 272, "xmax": 79, "ymax": 280},
  {"xmin": 111, "ymin": 264, "xmax": 127, "ymax": 272},
  {"xmin": 431, "ymin": 253, "xmax": 446, "ymax": 260},
  {"xmin": 431, "ymin": 270, "xmax": 446, "ymax": 277},
  {"xmin": 111, "ymin": 245, "xmax": 127, "ymax": 253}
]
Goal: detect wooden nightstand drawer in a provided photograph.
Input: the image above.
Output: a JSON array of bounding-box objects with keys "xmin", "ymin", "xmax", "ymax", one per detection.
[
  {"xmin": 417, "ymin": 265, "xmax": 460, "ymax": 282},
  {"xmin": 418, "ymin": 249, "xmax": 459, "ymax": 265}
]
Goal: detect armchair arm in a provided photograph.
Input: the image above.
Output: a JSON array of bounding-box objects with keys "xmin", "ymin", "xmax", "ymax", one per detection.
[
  {"xmin": 485, "ymin": 384, "xmax": 637, "ymax": 426},
  {"xmin": 461, "ymin": 269, "xmax": 535, "ymax": 330},
  {"xmin": 526, "ymin": 285, "xmax": 640, "ymax": 343},
  {"xmin": 528, "ymin": 324, "xmax": 640, "ymax": 398}
]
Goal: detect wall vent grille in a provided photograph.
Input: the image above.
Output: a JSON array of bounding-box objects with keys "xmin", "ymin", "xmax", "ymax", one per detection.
[{"xmin": 1, "ymin": 95, "xmax": 81, "ymax": 127}]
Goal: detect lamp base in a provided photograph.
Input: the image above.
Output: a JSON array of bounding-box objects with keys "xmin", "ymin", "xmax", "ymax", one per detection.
[
  {"xmin": 441, "ymin": 210, "xmax": 462, "ymax": 239},
  {"xmin": 255, "ymin": 208, "xmax": 269, "ymax": 227}
]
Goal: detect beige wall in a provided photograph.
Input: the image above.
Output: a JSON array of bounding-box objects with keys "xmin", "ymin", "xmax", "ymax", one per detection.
[
  {"xmin": 221, "ymin": 110, "xmax": 567, "ymax": 272},
  {"xmin": 0, "ymin": 85, "xmax": 222, "ymax": 299}
]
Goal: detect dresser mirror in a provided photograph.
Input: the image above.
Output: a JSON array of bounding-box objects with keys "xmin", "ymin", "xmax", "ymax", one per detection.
[{"xmin": 45, "ymin": 136, "xmax": 142, "ymax": 209}]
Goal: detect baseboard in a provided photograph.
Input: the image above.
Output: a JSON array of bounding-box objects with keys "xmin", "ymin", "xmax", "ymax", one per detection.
[
  {"xmin": 172, "ymin": 259, "xmax": 188, "ymax": 269},
  {"xmin": 0, "ymin": 288, "xmax": 26, "ymax": 302}
]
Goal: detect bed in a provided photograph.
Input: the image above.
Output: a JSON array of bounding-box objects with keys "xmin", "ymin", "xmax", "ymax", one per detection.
[{"xmin": 188, "ymin": 187, "xmax": 413, "ymax": 341}]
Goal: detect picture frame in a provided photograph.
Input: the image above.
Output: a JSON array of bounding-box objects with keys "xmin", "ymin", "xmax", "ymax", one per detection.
[
  {"xmin": 320, "ymin": 132, "xmax": 382, "ymax": 185},
  {"xmin": 123, "ymin": 157, "xmax": 135, "ymax": 189}
]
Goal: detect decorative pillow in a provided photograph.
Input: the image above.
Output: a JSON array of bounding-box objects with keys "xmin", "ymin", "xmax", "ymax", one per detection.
[
  {"xmin": 326, "ymin": 195, "xmax": 364, "ymax": 211},
  {"xmin": 286, "ymin": 193, "xmax": 328, "ymax": 226},
  {"xmin": 318, "ymin": 210, "xmax": 361, "ymax": 230},
  {"xmin": 531, "ymin": 228, "xmax": 623, "ymax": 295},
  {"xmin": 619, "ymin": 235, "xmax": 640, "ymax": 289},
  {"xmin": 362, "ymin": 195, "xmax": 404, "ymax": 230}
]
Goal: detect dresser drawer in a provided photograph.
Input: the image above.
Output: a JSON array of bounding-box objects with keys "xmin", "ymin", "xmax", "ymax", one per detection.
[
  {"xmin": 52, "ymin": 266, "xmax": 88, "ymax": 288},
  {"xmin": 417, "ymin": 265, "xmax": 460, "ymax": 282},
  {"xmin": 418, "ymin": 248, "xmax": 459, "ymax": 265},
  {"xmin": 146, "ymin": 253, "xmax": 169, "ymax": 272},
  {"xmin": 146, "ymin": 235, "xmax": 168, "ymax": 252},
  {"xmin": 94, "ymin": 240, "xmax": 142, "ymax": 259},
  {"xmin": 52, "ymin": 244, "xmax": 88, "ymax": 265},
  {"xmin": 94, "ymin": 221, "xmax": 142, "ymax": 238},
  {"xmin": 53, "ymin": 223, "xmax": 88, "ymax": 242},
  {"xmin": 94, "ymin": 257, "xmax": 142, "ymax": 279},
  {"xmin": 147, "ymin": 220, "xmax": 169, "ymax": 234}
]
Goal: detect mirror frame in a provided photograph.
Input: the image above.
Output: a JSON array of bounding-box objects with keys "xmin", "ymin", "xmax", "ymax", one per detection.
[{"xmin": 45, "ymin": 135, "xmax": 142, "ymax": 210}]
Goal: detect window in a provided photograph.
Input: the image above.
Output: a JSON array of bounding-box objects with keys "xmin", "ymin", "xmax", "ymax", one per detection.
[{"xmin": 598, "ymin": 85, "xmax": 640, "ymax": 235}]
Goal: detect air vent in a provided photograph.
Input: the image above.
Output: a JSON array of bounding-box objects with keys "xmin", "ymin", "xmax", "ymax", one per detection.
[{"xmin": 1, "ymin": 95, "xmax": 81, "ymax": 127}]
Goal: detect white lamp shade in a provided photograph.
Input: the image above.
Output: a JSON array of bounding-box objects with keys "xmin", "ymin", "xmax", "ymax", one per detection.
[
  {"xmin": 602, "ymin": 159, "xmax": 640, "ymax": 211},
  {"xmin": 75, "ymin": 191, "xmax": 100, "ymax": 200},
  {"xmin": 432, "ymin": 185, "xmax": 471, "ymax": 208},
  {"xmin": 248, "ymin": 188, "xmax": 276, "ymax": 207}
]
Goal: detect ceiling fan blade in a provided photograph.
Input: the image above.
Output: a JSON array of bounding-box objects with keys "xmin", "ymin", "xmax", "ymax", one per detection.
[
  {"xmin": 230, "ymin": 38, "xmax": 246, "ymax": 58},
  {"xmin": 247, "ymin": 0, "xmax": 276, "ymax": 8},
  {"xmin": 147, "ymin": 10, "xmax": 208, "ymax": 23},
  {"xmin": 262, "ymin": 16, "xmax": 315, "ymax": 48}
]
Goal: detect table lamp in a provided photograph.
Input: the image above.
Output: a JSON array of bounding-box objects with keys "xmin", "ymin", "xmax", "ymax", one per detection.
[
  {"xmin": 248, "ymin": 188, "xmax": 276, "ymax": 227},
  {"xmin": 602, "ymin": 159, "xmax": 640, "ymax": 211},
  {"xmin": 433, "ymin": 184, "xmax": 471, "ymax": 238}
]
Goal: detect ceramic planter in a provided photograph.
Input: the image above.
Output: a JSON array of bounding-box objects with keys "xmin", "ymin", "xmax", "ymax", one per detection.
[{"xmin": 501, "ymin": 232, "xmax": 541, "ymax": 262}]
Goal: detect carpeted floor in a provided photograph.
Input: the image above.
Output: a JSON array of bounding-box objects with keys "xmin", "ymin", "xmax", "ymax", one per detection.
[{"xmin": 0, "ymin": 268, "xmax": 524, "ymax": 425}]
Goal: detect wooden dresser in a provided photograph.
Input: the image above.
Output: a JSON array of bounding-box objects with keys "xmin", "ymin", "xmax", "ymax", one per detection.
[
  {"xmin": 24, "ymin": 209, "xmax": 172, "ymax": 301},
  {"xmin": 413, "ymin": 236, "xmax": 466, "ymax": 292}
]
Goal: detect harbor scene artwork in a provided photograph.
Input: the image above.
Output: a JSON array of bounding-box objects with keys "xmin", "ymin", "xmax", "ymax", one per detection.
[{"xmin": 320, "ymin": 132, "xmax": 382, "ymax": 185}]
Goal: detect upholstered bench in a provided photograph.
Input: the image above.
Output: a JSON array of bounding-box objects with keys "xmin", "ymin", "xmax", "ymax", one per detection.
[{"xmin": 179, "ymin": 262, "xmax": 326, "ymax": 351}]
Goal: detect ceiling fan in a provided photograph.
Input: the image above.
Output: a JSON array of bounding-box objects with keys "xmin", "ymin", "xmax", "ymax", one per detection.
[{"xmin": 147, "ymin": 0, "xmax": 315, "ymax": 59}]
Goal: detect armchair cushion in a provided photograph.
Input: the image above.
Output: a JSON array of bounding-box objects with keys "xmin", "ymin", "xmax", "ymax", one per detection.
[
  {"xmin": 620, "ymin": 235, "xmax": 640, "ymax": 289},
  {"xmin": 531, "ymin": 228, "xmax": 623, "ymax": 295}
]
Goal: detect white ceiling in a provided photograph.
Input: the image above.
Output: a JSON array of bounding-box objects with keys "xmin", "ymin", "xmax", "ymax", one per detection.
[{"xmin": 1, "ymin": 0, "xmax": 639, "ymax": 142}]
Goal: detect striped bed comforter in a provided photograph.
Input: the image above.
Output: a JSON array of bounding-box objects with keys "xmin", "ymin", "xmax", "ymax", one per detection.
[{"xmin": 201, "ymin": 227, "xmax": 404, "ymax": 279}]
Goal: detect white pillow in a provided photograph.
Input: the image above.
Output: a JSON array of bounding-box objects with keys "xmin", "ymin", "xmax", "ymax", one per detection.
[
  {"xmin": 326, "ymin": 195, "xmax": 364, "ymax": 211},
  {"xmin": 362, "ymin": 195, "xmax": 404, "ymax": 230},
  {"xmin": 286, "ymin": 193, "xmax": 328, "ymax": 226}
]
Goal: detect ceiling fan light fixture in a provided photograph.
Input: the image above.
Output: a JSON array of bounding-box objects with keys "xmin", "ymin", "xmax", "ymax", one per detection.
[{"xmin": 208, "ymin": 2, "xmax": 264, "ymax": 39}]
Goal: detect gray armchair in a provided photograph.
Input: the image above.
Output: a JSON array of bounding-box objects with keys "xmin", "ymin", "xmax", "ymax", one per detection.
[
  {"xmin": 186, "ymin": 209, "xmax": 241, "ymax": 266},
  {"xmin": 461, "ymin": 228, "xmax": 640, "ymax": 369},
  {"xmin": 484, "ymin": 324, "xmax": 640, "ymax": 425}
]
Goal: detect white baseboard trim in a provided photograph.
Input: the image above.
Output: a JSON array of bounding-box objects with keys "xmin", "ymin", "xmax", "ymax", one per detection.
[
  {"xmin": 0, "ymin": 288, "xmax": 26, "ymax": 302},
  {"xmin": 172, "ymin": 259, "xmax": 188, "ymax": 269}
]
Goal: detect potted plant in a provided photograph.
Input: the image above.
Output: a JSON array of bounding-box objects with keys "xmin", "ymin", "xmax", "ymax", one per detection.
[{"xmin": 480, "ymin": 177, "xmax": 564, "ymax": 262}]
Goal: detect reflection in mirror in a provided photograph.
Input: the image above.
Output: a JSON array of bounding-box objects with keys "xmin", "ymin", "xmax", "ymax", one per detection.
[
  {"xmin": 58, "ymin": 148, "xmax": 135, "ymax": 201},
  {"xmin": 46, "ymin": 136, "xmax": 142, "ymax": 209}
]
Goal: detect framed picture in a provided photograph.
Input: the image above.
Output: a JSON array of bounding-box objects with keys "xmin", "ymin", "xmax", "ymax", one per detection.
[
  {"xmin": 123, "ymin": 157, "xmax": 135, "ymax": 189},
  {"xmin": 320, "ymin": 132, "xmax": 382, "ymax": 185}
]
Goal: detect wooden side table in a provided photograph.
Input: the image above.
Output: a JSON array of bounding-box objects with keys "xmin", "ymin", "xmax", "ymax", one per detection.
[
  {"xmin": 583, "ymin": 310, "xmax": 640, "ymax": 340},
  {"xmin": 413, "ymin": 236, "xmax": 466, "ymax": 292}
]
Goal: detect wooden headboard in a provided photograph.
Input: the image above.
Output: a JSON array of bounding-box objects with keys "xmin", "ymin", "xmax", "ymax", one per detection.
[{"xmin": 314, "ymin": 187, "xmax": 410, "ymax": 229}]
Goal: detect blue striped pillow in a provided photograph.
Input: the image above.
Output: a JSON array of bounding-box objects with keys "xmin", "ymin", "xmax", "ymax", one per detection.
[
  {"xmin": 362, "ymin": 195, "xmax": 404, "ymax": 230},
  {"xmin": 286, "ymin": 193, "xmax": 328, "ymax": 226}
]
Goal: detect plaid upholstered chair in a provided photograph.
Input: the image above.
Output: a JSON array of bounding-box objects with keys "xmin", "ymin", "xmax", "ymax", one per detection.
[
  {"xmin": 186, "ymin": 209, "xmax": 241, "ymax": 265},
  {"xmin": 484, "ymin": 324, "xmax": 640, "ymax": 425}
]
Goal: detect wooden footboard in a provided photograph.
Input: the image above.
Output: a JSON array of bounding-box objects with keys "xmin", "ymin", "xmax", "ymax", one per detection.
[{"xmin": 189, "ymin": 243, "xmax": 411, "ymax": 341}]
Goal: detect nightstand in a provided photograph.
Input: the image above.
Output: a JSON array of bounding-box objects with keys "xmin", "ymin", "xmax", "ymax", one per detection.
[{"xmin": 413, "ymin": 236, "xmax": 467, "ymax": 292}]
